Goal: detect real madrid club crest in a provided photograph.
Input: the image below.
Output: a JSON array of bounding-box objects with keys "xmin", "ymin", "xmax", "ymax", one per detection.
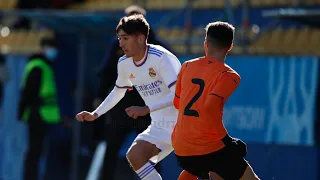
[{"xmin": 149, "ymin": 67, "xmax": 156, "ymax": 77}]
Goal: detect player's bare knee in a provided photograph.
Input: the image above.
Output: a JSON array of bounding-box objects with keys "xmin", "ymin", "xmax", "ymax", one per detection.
[
  {"xmin": 126, "ymin": 143, "xmax": 141, "ymax": 167},
  {"xmin": 126, "ymin": 147, "xmax": 152, "ymax": 169},
  {"xmin": 126, "ymin": 140, "xmax": 160, "ymax": 170}
]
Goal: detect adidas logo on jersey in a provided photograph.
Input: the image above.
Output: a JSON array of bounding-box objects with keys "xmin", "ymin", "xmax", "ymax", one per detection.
[{"xmin": 129, "ymin": 73, "xmax": 135, "ymax": 79}]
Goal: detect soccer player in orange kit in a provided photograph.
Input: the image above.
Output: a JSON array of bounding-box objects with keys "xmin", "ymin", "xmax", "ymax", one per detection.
[{"xmin": 172, "ymin": 21, "xmax": 260, "ymax": 180}]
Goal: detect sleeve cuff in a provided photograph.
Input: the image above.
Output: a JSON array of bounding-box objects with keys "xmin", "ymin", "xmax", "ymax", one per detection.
[
  {"xmin": 168, "ymin": 80, "xmax": 177, "ymax": 88},
  {"xmin": 92, "ymin": 110, "xmax": 100, "ymax": 117},
  {"xmin": 115, "ymin": 84, "xmax": 133, "ymax": 89}
]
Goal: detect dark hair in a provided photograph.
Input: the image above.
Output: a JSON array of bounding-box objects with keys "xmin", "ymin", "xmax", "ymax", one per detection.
[
  {"xmin": 40, "ymin": 37, "xmax": 57, "ymax": 48},
  {"xmin": 124, "ymin": 5, "xmax": 146, "ymax": 16},
  {"xmin": 205, "ymin": 21, "xmax": 235, "ymax": 49},
  {"xmin": 116, "ymin": 14, "xmax": 150, "ymax": 38}
]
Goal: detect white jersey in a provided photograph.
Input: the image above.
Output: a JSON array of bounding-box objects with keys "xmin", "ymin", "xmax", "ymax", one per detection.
[{"xmin": 116, "ymin": 44, "xmax": 181, "ymax": 131}]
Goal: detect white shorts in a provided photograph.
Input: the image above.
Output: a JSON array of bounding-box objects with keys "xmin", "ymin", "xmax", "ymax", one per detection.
[{"xmin": 133, "ymin": 124, "xmax": 174, "ymax": 164}]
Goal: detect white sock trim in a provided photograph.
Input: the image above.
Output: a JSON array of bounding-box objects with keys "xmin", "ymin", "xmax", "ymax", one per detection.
[{"xmin": 136, "ymin": 162, "xmax": 154, "ymax": 179}]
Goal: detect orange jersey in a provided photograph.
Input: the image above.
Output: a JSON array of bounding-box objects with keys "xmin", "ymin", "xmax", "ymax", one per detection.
[{"xmin": 172, "ymin": 56, "xmax": 240, "ymax": 156}]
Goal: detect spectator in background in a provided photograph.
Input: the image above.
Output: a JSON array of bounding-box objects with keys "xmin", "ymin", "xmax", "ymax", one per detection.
[
  {"xmin": 93, "ymin": 5, "xmax": 171, "ymax": 180},
  {"xmin": 18, "ymin": 37, "xmax": 62, "ymax": 180}
]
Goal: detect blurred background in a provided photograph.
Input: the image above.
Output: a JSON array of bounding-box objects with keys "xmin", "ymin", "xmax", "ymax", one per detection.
[{"xmin": 0, "ymin": 0, "xmax": 319, "ymax": 180}]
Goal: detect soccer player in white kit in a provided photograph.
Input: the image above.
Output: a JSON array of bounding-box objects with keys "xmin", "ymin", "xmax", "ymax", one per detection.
[{"xmin": 76, "ymin": 14, "xmax": 181, "ymax": 180}]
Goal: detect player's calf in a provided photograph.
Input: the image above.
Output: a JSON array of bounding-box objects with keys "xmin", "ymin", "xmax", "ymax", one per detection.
[{"xmin": 126, "ymin": 140, "xmax": 162, "ymax": 180}]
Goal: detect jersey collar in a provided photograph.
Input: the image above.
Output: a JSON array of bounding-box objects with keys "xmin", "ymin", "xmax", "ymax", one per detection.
[{"xmin": 133, "ymin": 45, "xmax": 149, "ymax": 67}]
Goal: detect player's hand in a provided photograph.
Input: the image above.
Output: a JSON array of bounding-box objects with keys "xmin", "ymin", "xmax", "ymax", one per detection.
[
  {"xmin": 125, "ymin": 106, "xmax": 150, "ymax": 119},
  {"xmin": 75, "ymin": 111, "xmax": 98, "ymax": 122}
]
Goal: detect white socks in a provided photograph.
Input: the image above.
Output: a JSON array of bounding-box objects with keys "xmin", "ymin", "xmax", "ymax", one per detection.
[{"xmin": 135, "ymin": 161, "xmax": 162, "ymax": 180}]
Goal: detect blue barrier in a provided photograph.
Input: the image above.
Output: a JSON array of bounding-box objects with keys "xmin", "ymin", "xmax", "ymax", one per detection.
[
  {"xmin": 246, "ymin": 143, "xmax": 319, "ymax": 180},
  {"xmin": 224, "ymin": 56, "xmax": 318, "ymax": 146}
]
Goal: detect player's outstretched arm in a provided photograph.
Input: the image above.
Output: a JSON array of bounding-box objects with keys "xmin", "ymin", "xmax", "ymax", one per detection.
[
  {"xmin": 92, "ymin": 87, "xmax": 127, "ymax": 117},
  {"xmin": 76, "ymin": 55, "xmax": 132, "ymax": 122},
  {"xmin": 75, "ymin": 86, "xmax": 127, "ymax": 122}
]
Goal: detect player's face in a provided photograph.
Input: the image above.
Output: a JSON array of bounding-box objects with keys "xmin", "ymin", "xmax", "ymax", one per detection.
[{"xmin": 117, "ymin": 29, "xmax": 140, "ymax": 57}]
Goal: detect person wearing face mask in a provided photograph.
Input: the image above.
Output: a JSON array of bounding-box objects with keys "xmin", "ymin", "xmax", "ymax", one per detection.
[{"xmin": 18, "ymin": 37, "xmax": 61, "ymax": 180}]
